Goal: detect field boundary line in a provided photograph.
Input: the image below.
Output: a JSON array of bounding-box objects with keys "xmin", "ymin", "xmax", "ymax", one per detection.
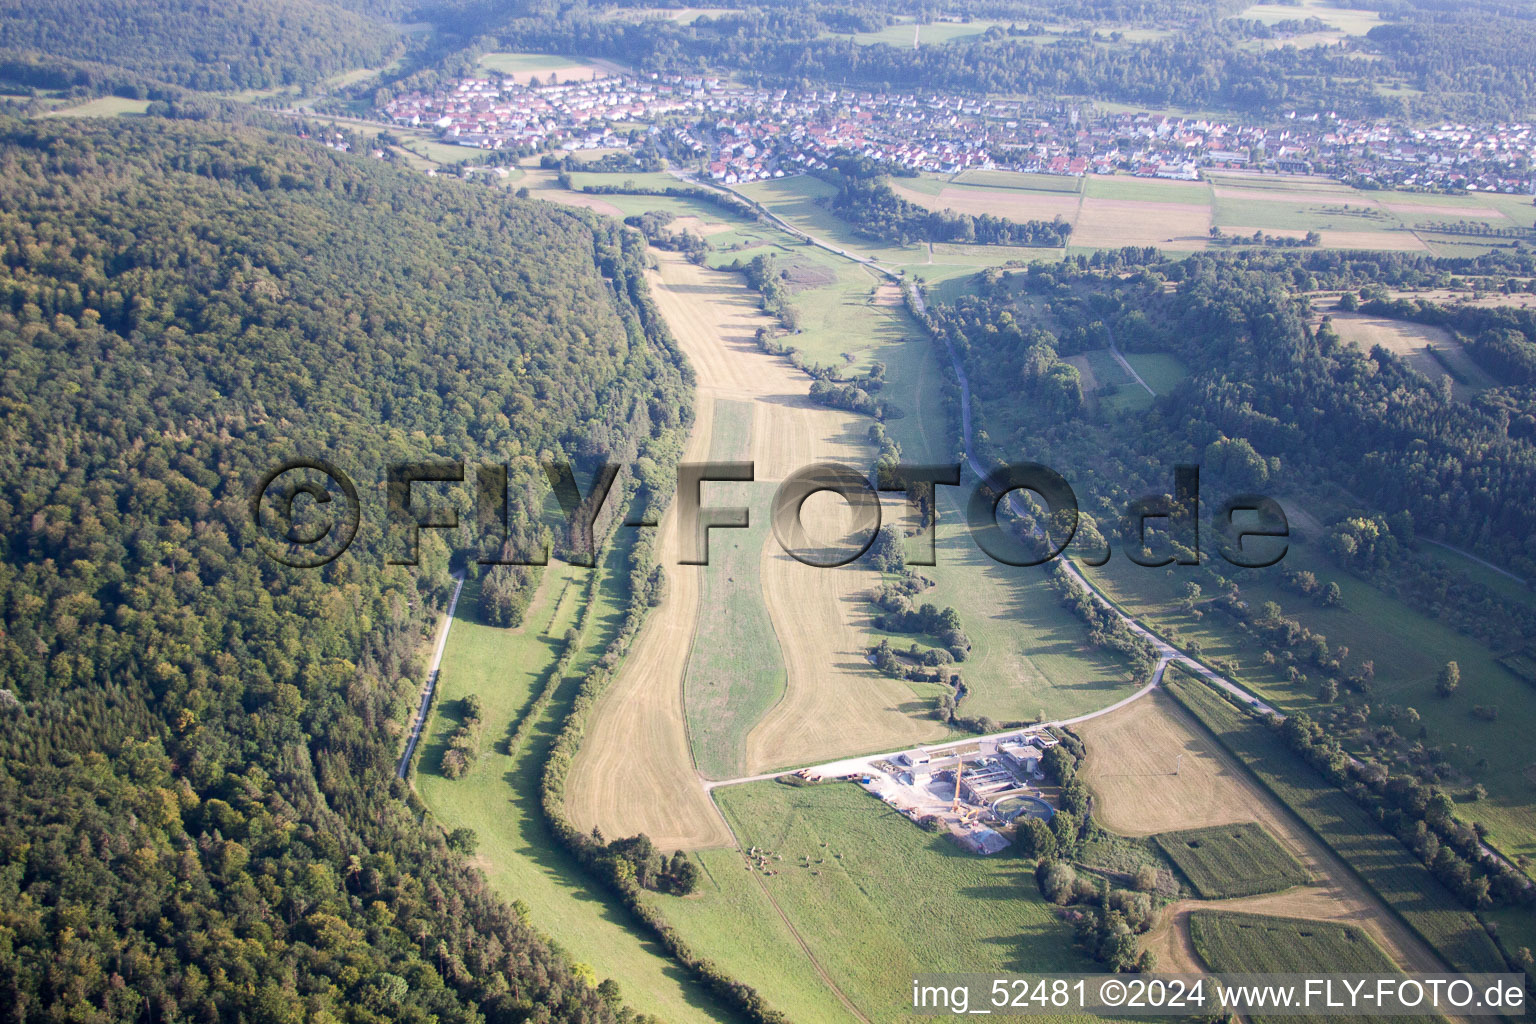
[{"xmin": 710, "ymin": 796, "xmax": 873, "ymax": 1024}]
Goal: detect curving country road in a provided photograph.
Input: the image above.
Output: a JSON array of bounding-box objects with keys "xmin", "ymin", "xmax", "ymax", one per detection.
[{"xmin": 912, "ymin": 281, "xmax": 1524, "ymax": 879}]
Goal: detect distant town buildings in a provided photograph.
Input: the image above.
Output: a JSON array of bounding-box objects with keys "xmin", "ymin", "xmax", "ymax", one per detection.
[{"xmin": 380, "ymin": 70, "xmax": 1536, "ymax": 194}]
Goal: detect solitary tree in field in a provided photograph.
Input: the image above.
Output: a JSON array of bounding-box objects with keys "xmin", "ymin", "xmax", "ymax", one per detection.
[{"xmin": 1437, "ymin": 661, "xmax": 1461, "ymax": 698}]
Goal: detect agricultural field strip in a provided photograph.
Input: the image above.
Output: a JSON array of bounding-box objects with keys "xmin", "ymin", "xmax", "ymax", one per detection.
[
  {"xmin": 1189, "ymin": 911, "xmax": 1431, "ymax": 1024},
  {"xmin": 1086, "ymin": 693, "xmax": 1448, "ymax": 977},
  {"xmin": 708, "ymin": 658, "xmax": 1168, "ymax": 790},
  {"xmin": 1152, "ymin": 823, "xmax": 1312, "ymax": 899},
  {"xmin": 566, "ymin": 248, "xmax": 936, "ymax": 845},
  {"xmin": 1162, "ymin": 671, "xmax": 1507, "ymax": 974}
]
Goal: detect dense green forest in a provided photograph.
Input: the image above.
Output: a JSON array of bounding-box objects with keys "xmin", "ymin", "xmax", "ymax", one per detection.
[
  {"xmin": 14, "ymin": 0, "xmax": 1536, "ymax": 120},
  {"xmin": 0, "ymin": 0, "xmax": 407, "ymax": 92},
  {"xmin": 928, "ymin": 249, "xmax": 1536, "ymax": 580},
  {"xmin": 0, "ymin": 115, "xmax": 692, "ymax": 1021}
]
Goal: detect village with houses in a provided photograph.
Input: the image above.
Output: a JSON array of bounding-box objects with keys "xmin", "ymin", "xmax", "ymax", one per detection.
[{"xmin": 379, "ymin": 66, "xmax": 1536, "ymax": 194}]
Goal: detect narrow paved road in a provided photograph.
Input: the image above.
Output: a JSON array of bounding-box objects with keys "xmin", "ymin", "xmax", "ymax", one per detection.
[
  {"xmin": 913, "ymin": 282, "xmax": 1271, "ymax": 709},
  {"xmin": 396, "ymin": 571, "xmax": 466, "ymax": 779},
  {"xmin": 1420, "ymin": 537, "xmax": 1529, "ymax": 587}
]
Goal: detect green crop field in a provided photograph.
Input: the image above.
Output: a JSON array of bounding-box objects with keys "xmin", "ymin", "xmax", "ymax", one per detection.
[
  {"xmin": 1152, "ymin": 823, "xmax": 1310, "ymax": 898},
  {"xmin": 1122, "ymin": 352, "xmax": 1188, "ymax": 395},
  {"xmin": 919, "ymin": 504, "xmax": 1144, "ymax": 724},
  {"xmin": 735, "ymin": 176, "xmax": 925, "ymax": 265},
  {"xmin": 954, "ymin": 169, "xmax": 1084, "ymax": 193},
  {"xmin": 1163, "ymin": 669, "xmax": 1506, "ymax": 974},
  {"xmin": 844, "ymin": 19, "xmax": 1013, "ymax": 47},
  {"xmin": 1212, "ymin": 195, "xmax": 1403, "ymax": 234},
  {"xmin": 477, "ymin": 52, "xmax": 586, "ymax": 74},
  {"xmin": 415, "ymin": 545, "xmax": 748, "ymax": 1024},
  {"xmin": 1189, "ymin": 912, "xmax": 1422, "ymax": 1024},
  {"xmin": 763, "ymin": 244, "xmax": 920, "ymax": 373},
  {"xmin": 1191, "ymin": 910, "xmax": 1398, "ymax": 971},
  {"xmin": 660, "ymin": 780, "xmax": 1116, "ymax": 1024},
  {"xmin": 684, "ymin": 401, "xmax": 787, "ymax": 779},
  {"xmin": 569, "ymin": 170, "xmax": 683, "ymax": 192},
  {"xmin": 1189, "ymin": 911, "xmax": 1430, "ymax": 1024},
  {"xmin": 401, "ymin": 138, "xmax": 496, "ymax": 166},
  {"xmin": 1238, "ymin": 1, "xmax": 1384, "ymax": 37},
  {"xmin": 1073, "ymin": 348, "xmax": 1154, "ymax": 414},
  {"xmin": 1083, "ymin": 175, "xmax": 1213, "ymax": 204}
]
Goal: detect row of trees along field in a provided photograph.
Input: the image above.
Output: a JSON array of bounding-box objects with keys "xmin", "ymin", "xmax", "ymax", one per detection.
[
  {"xmin": 0, "ymin": 114, "xmax": 694, "ymax": 1022},
  {"xmin": 487, "ymin": 0, "xmax": 1536, "ymax": 120},
  {"xmin": 537, "ymin": 471, "xmax": 792, "ymax": 1024},
  {"xmin": 814, "ymin": 154, "xmax": 1071, "ymax": 248}
]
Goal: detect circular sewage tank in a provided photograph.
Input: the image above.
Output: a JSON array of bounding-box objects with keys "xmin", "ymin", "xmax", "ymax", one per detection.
[{"xmin": 993, "ymin": 795, "xmax": 1054, "ymax": 823}]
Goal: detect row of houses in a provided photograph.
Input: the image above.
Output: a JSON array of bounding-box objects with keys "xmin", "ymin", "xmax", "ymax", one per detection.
[{"xmin": 377, "ymin": 70, "xmax": 1536, "ymax": 194}]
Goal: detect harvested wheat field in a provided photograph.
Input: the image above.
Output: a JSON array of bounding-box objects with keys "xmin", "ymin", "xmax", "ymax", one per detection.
[
  {"xmin": 1384, "ymin": 287, "xmax": 1536, "ymax": 308},
  {"xmin": 1382, "ymin": 201, "xmax": 1505, "ymax": 219},
  {"xmin": 566, "ymin": 250, "xmax": 946, "ymax": 847},
  {"xmin": 1072, "ymin": 198, "xmax": 1212, "ymax": 249},
  {"xmin": 1211, "ymin": 185, "xmax": 1377, "ymax": 206},
  {"xmin": 565, "ymin": 395, "xmax": 735, "ymax": 851},
  {"xmin": 890, "ymin": 181, "xmax": 1081, "ymax": 223},
  {"xmin": 516, "ymin": 168, "xmax": 626, "ymax": 217},
  {"xmin": 1081, "ymin": 692, "xmax": 1448, "ymax": 976},
  {"xmin": 745, "ymin": 524, "xmax": 944, "ymax": 773},
  {"xmin": 1317, "ymin": 229, "xmax": 1427, "ymax": 251},
  {"xmin": 1324, "ymin": 312, "xmax": 1493, "ymax": 397}
]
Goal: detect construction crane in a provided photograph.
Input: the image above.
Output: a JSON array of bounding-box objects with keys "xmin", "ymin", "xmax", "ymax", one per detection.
[{"xmin": 951, "ymin": 750, "xmax": 964, "ymax": 814}]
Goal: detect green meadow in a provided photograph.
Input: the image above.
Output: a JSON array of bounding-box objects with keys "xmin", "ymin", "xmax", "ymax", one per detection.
[
  {"xmin": 415, "ymin": 548, "xmax": 749, "ymax": 1024},
  {"xmin": 659, "ymin": 780, "xmax": 1113, "ymax": 1024},
  {"xmin": 684, "ymin": 401, "xmax": 787, "ymax": 779}
]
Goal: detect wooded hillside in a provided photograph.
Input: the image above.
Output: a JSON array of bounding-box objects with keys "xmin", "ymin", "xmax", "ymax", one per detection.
[{"xmin": 0, "ymin": 115, "xmax": 690, "ymax": 1022}]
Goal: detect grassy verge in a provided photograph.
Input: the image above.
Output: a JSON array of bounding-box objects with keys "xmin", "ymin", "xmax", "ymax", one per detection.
[
  {"xmin": 1163, "ymin": 667, "xmax": 1506, "ymax": 973},
  {"xmin": 685, "ymin": 401, "xmax": 786, "ymax": 779}
]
